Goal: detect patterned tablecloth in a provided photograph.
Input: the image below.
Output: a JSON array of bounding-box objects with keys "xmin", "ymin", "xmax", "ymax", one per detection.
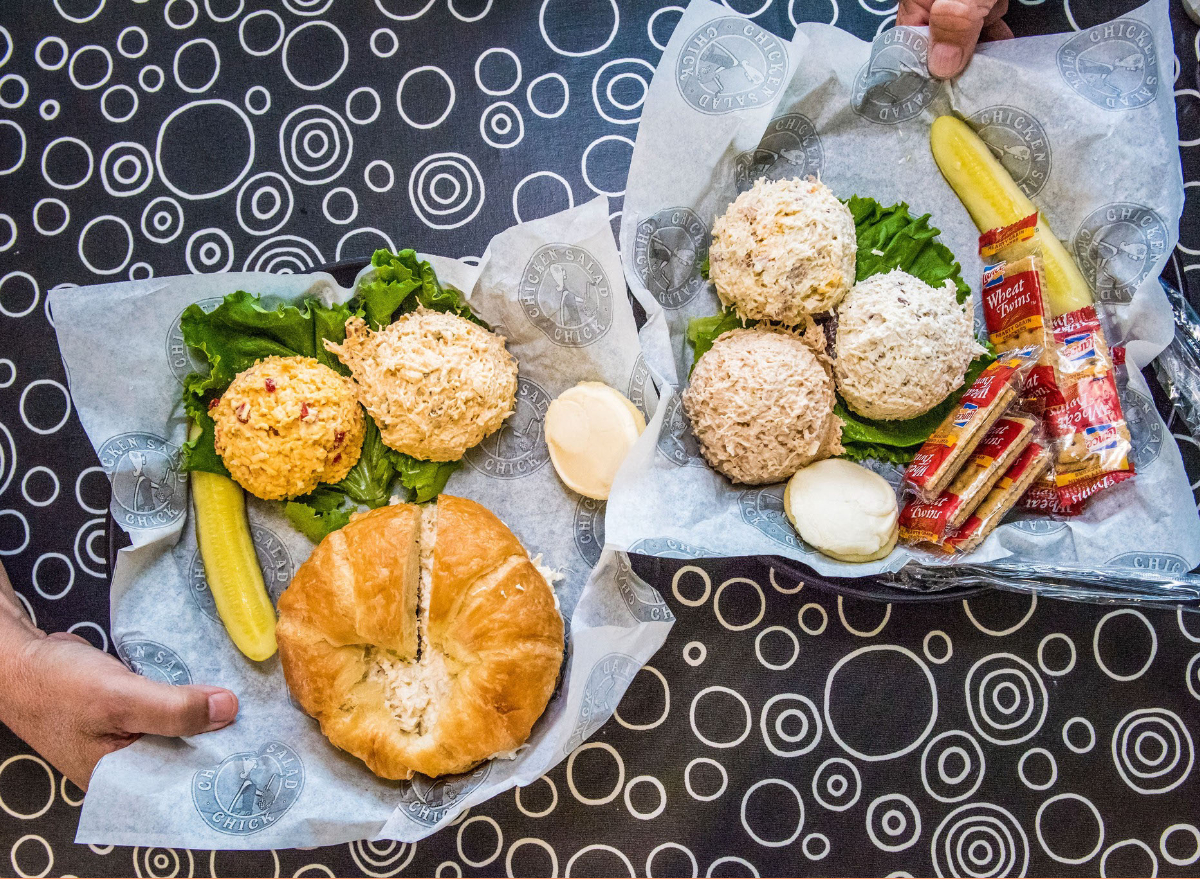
[{"xmin": 3, "ymin": 0, "xmax": 1200, "ymax": 876}]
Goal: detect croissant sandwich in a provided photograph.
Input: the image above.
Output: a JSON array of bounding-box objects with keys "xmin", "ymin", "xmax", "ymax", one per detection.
[{"xmin": 276, "ymin": 496, "xmax": 565, "ymax": 779}]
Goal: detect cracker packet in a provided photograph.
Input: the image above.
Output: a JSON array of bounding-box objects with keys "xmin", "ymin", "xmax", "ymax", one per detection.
[
  {"xmin": 944, "ymin": 442, "xmax": 1054, "ymax": 553},
  {"xmin": 980, "ymin": 218, "xmax": 1058, "ymax": 400},
  {"xmin": 1042, "ymin": 363, "xmax": 1134, "ymax": 485},
  {"xmin": 904, "ymin": 346, "xmax": 1042, "ymax": 502},
  {"xmin": 899, "ymin": 414, "xmax": 1039, "ymax": 545}
]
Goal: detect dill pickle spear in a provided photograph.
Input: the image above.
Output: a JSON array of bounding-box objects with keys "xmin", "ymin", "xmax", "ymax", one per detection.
[
  {"xmin": 930, "ymin": 115, "xmax": 1094, "ymax": 316},
  {"xmin": 190, "ymin": 427, "xmax": 277, "ymax": 661}
]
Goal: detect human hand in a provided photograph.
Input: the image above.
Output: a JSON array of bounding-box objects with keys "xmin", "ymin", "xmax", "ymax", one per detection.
[
  {"xmin": 898, "ymin": 0, "xmax": 1014, "ymax": 79},
  {"xmin": 0, "ymin": 561, "xmax": 239, "ymax": 791}
]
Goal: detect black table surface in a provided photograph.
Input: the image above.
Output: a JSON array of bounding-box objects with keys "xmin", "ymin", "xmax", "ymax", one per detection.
[{"xmin": 3, "ymin": 0, "xmax": 1200, "ymax": 876}]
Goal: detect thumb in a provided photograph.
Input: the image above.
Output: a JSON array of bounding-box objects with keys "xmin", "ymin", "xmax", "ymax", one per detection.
[
  {"xmin": 110, "ymin": 674, "xmax": 239, "ymax": 738},
  {"xmin": 925, "ymin": 0, "xmax": 990, "ymax": 79}
]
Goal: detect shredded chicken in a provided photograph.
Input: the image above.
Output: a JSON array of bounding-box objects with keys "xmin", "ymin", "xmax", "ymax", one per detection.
[
  {"xmin": 683, "ymin": 328, "xmax": 842, "ymax": 485},
  {"xmin": 326, "ymin": 308, "xmax": 518, "ymax": 461},
  {"xmin": 709, "ymin": 177, "xmax": 857, "ymax": 326},
  {"xmin": 835, "ymin": 269, "xmax": 985, "ymax": 421}
]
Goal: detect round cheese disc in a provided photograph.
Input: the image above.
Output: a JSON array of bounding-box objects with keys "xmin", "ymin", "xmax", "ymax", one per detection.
[
  {"xmin": 784, "ymin": 458, "xmax": 899, "ymax": 563},
  {"xmin": 545, "ymin": 382, "xmax": 646, "ymax": 501}
]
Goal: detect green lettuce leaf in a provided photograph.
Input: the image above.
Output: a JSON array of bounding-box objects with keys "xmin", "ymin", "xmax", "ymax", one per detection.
[
  {"xmin": 357, "ymin": 249, "xmax": 487, "ymax": 330},
  {"xmin": 334, "ymin": 419, "xmax": 395, "ymax": 509},
  {"xmin": 685, "ymin": 308, "xmax": 748, "ymax": 374},
  {"xmin": 285, "ymin": 489, "xmax": 354, "ymax": 543},
  {"xmin": 391, "ymin": 453, "xmax": 460, "ymax": 504},
  {"xmin": 847, "ymin": 195, "xmax": 970, "ymax": 301}
]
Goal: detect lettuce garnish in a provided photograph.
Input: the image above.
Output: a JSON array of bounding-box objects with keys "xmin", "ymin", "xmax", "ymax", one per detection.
[{"xmin": 179, "ymin": 249, "xmax": 477, "ymax": 540}]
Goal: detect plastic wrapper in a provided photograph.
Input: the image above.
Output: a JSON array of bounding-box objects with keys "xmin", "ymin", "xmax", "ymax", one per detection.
[
  {"xmin": 904, "ymin": 346, "xmax": 1041, "ymax": 501},
  {"xmin": 944, "ymin": 442, "xmax": 1053, "ymax": 552},
  {"xmin": 899, "ymin": 413, "xmax": 1038, "ymax": 544}
]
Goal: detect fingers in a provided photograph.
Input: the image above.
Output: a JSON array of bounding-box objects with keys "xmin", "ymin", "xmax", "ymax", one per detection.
[
  {"xmin": 897, "ymin": 0, "xmax": 933, "ymax": 26},
  {"xmin": 926, "ymin": 0, "xmax": 1001, "ymax": 78},
  {"xmin": 106, "ymin": 673, "xmax": 239, "ymax": 738},
  {"xmin": 46, "ymin": 631, "xmax": 91, "ymax": 646}
]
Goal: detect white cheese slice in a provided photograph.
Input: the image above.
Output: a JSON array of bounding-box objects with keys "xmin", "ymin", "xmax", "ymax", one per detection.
[
  {"xmin": 545, "ymin": 382, "xmax": 645, "ymax": 501},
  {"xmin": 784, "ymin": 459, "xmax": 899, "ymax": 563}
]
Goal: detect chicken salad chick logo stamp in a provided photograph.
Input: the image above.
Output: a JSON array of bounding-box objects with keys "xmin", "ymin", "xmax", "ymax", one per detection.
[
  {"xmin": 192, "ymin": 742, "xmax": 304, "ymax": 835},
  {"xmin": 1073, "ymin": 203, "xmax": 1168, "ymax": 303},
  {"xmin": 634, "ymin": 208, "xmax": 709, "ymax": 310},
  {"xmin": 166, "ymin": 296, "xmax": 222, "ymax": 384},
  {"xmin": 968, "ymin": 106, "xmax": 1051, "ymax": 199},
  {"xmin": 627, "ymin": 354, "xmax": 654, "ymax": 420},
  {"xmin": 1121, "ymin": 387, "xmax": 1164, "ymax": 468},
  {"xmin": 628, "ymin": 536, "xmax": 709, "ymax": 558},
  {"xmin": 189, "ymin": 525, "xmax": 293, "ymax": 621},
  {"xmin": 739, "ymin": 484, "xmax": 809, "ymax": 552},
  {"xmin": 464, "ymin": 377, "xmax": 551, "ymax": 479},
  {"xmin": 676, "ymin": 17, "xmax": 788, "ymax": 116},
  {"xmin": 117, "ymin": 639, "xmax": 192, "ymax": 685},
  {"xmin": 566, "ymin": 652, "xmax": 640, "ymax": 753},
  {"xmin": 99, "ymin": 433, "xmax": 187, "ymax": 530},
  {"xmin": 399, "ymin": 765, "xmax": 492, "ymax": 826},
  {"xmin": 1107, "ymin": 551, "xmax": 1188, "ymax": 575},
  {"xmin": 614, "ymin": 553, "xmax": 674, "ymax": 623},
  {"xmin": 1057, "ymin": 17, "xmax": 1158, "ymax": 110},
  {"xmin": 520, "ymin": 244, "xmax": 613, "ymax": 347},
  {"xmin": 574, "ymin": 496, "xmax": 606, "ymax": 568},
  {"xmin": 852, "ymin": 28, "xmax": 940, "ymax": 124},
  {"xmin": 735, "ymin": 113, "xmax": 824, "ymax": 192},
  {"xmin": 656, "ymin": 394, "xmax": 705, "ymax": 467}
]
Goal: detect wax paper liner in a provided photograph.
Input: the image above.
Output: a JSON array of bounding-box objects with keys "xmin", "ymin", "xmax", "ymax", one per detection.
[
  {"xmin": 50, "ymin": 198, "xmax": 677, "ymax": 849},
  {"xmin": 607, "ymin": 0, "xmax": 1200, "ymax": 602}
]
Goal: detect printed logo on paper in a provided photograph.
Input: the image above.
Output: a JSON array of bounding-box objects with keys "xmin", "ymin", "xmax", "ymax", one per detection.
[
  {"xmin": 1108, "ymin": 551, "xmax": 1189, "ymax": 575},
  {"xmin": 117, "ymin": 639, "xmax": 192, "ymax": 685},
  {"xmin": 852, "ymin": 28, "xmax": 940, "ymax": 124},
  {"xmin": 519, "ymin": 244, "xmax": 613, "ymax": 347},
  {"xmin": 464, "ymin": 377, "xmax": 551, "ymax": 479},
  {"xmin": 98, "ymin": 433, "xmax": 187, "ymax": 530},
  {"xmin": 192, "ymin": 741, "xmax": 304, "ymax": 835},
  {"xmin": 614, "ymin": 553, "xmax": 674, "ymax": 623},
  {"xmin": 1009, "ymin": 516, "xmax": 1069, "ymax": 536},
  {"xmin": 676, "ymin": 17, "xmax": 788, "ymax": 116},
  {"xmin": 656, "ymin": 394, "xmax": 705, "ymax": 467},
  {"xmin": 1074, "ymin": 203, "xmax": 1168, "ymax": 303},
  {"xmin": 739, "ymin": 484, "xmax": 808, "ymax": 551},
  {"xmin": 628, "ymin": 536, "xmax": 710, "ymax": 558},
  {"xmin": 1057, "ymin": 17, "xmax": 1159, "ymax": 110},
  {"xmin": 968, "ymin": 106, "xmax": 1052, "ymax": 198},
  {"xmin": 166, "ymin": 296, "xmax": 223, "ymax": 384},
  {"xmin": 1121, "ymin": 387, "xmax": 1165, "ymax": 468},
  {"xmin": 190, "ymin": 525, "xmax": 294, "ymax": 621},
  {"xmin": 627, "ymin": 354, "xmax": 654, "ymax": 420},
  {"xmin": 398, "ymin": 764, "xmax": 491, "ymax": 826},
  {"xmin": 634, "ymin": 208, "xmax": 709, "ymax": 310},
  {"xmin": 566, "ymin": 652, "xmax": 640, "ymax": 753},
  {"xmin": 574, "ymin": 496, "xmax": 606, "ymax": 568},
  {"xmin": 735, "ymin": 113, "xmax": 824, "ymax": 192}
]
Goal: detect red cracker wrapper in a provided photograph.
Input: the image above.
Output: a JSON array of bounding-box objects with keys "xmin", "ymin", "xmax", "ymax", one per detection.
[
  {"xmin": 944, "ymin": 442, "xmax": 1052, "ymax": 553},
  {"xmin": 899, "ymin": 415, "xmax": 1037, "ymax": 545},
  {"xmin": 905, "ymin": 347, "xmax": 1041, "ymax": 502}
]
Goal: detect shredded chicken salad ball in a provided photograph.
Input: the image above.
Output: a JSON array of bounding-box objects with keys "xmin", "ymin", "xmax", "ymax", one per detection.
[
  {"xmin": 834, "ymin": 269, "xmax": 985, "ymax": 421},
  {"xmin": 708, "ymin": 177, "xmax": 857, "ymax": 325},
  {"xmin": 682, "ymin": 328, "xmax": 842, "ymax": 485},
  {"xmin": 212, "ymin": 355, "xmax": 365, "ymax": 500},
  {"xmin": 326, "ymin": 309, "xmax": 518, "ymax": 462}
]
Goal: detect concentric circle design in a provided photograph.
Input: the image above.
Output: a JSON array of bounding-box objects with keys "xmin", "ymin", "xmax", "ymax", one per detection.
[
  {"xmin": 965, "ymin": 652, "xmax": 1048, "ymax": 746},
  {"xmin": 931, "ymin": 803, "xmax": 1030, "ymax": 878},
  {"xmin": 811, "ymin": 757, "xmax": 861, "ymax": 812},
  {"xmin": 1111, "ymin": 708, "xmax": 1194, "ymax": 794},
  {"xmin": 866, "ymin": 794, "xmax": 921, "ymax": 852},
  {"xmin": 920, "ymin": 730, "xmax": 985, "ymax": 803},
  {"xmin": 100, "ymin": 142, "xmax": 154, "ymax": 196},
  {"xmin": 759, "ymin": 693, "xmax": 821, "ymax": 757},
  {"xmin": 141, "ymin": 196, "xmax": 184, "ymax": 243},
  {"xmin": 242, "ymin": 234, "xmax": 323, "ymax": 273},
  {"xmin": 185, "ymin": 227, "xmax": 234, "ymax": 274},
  {"xmin": 236, "ymin": 171, "xmax": 293, "ymax": 236},
  {"xmin": 408, "ymin": 152, "xmax": 485, "ymax": 230},
  {"xmin": 279, "ymin": 105, "xmax": 352, "ymax": 185}
]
